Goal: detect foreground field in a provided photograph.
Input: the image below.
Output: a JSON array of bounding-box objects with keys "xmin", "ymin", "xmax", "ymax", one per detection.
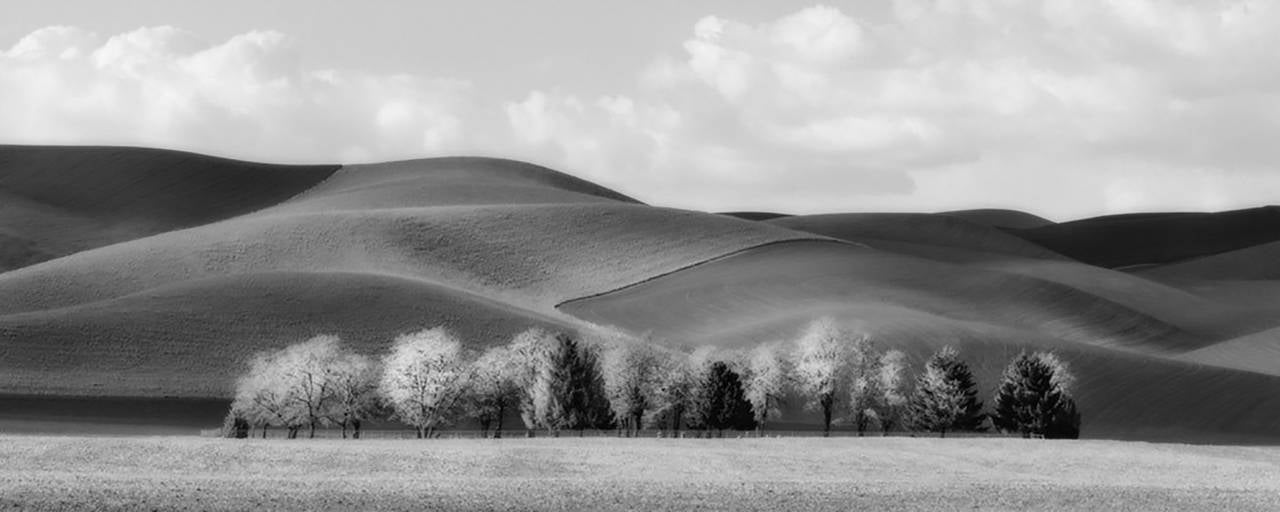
[{"xmin": 1, "ymin": 436, "xmax": 1277, "ymax": 511}]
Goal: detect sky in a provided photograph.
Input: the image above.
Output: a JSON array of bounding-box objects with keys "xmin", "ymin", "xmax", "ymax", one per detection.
[{"xmin": 3, "ymin": 0, "xmax": 1280, "ymax": 220}]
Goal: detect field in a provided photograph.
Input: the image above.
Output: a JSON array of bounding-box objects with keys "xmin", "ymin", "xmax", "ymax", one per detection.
[{"xmin": 0, "ymin": 435, "xmax": 1277, "ymax": 511}]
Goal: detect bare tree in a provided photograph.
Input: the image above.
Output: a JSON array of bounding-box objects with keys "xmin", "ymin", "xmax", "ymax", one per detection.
[
  {"xmin": 742, "ymin": 343, "xmax": 788, "ymax": 435},
  {"xmin": 379, "ymin": 327, "xmax": 471, "ymax": 439},
  {"xmin": 231, "ymin": 335, "xmax": 350, "ymax": 439},
  {"xmin": 792, "ymin": 317, "xmax": 854, "ymax": 436},
  {"xmin": 507, "ymin": 327, "xmax": 563, "ymax": 436}
]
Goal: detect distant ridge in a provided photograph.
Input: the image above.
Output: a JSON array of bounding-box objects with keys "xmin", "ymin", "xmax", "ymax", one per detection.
[
  {"xmin": 941, "ymin": 208, "xmax": 1056, "ymax": 229},
  {"xmin": 719, "ymin": 211, "xmax": 793, "ymax": 221},
  {"xmin": 1008, "ymin": 206, "xmax": 1280, "ymax": 268}
]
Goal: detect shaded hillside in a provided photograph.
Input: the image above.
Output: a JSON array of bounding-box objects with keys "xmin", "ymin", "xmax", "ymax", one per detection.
[
  {"xmin": 1137, "ymin": 240, "xmax": 1280, "ymax": 281},
  {"xmin": 941, "ymin": 208, "xmax": 1055, "ymax": 229},
  {"xmin": 719, "ymin": 211, "xmax": 792, "ymax": 221},
  {"xmin": 1009, "ymin": 207, "xmax": 1280, "ymax": 268},
  {"xmin": 1178, "ymin": 327, "xmax": 1280, "ymax": 377},
  {"xmin": 0, "ymin": 145, "xmax": 338, "ymax": 271},
  {"xmin": 0, "ymin": 272, "xmax": 571, "ymax": 397},
  {"xmin": 768, "ymin": 213, "xmax": 1067, "ymax": 262}
]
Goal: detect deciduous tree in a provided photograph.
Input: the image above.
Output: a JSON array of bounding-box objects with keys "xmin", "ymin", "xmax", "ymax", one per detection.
[
  {"xmin": 379, "ymin": 327, "xmax": 470, "ymax": 439},
  {"xmin": 793, "ymin": 317, "xmax": 853, "ymax": 436},
  {"xmin": 743, "ymin": 343, "xmax": 787, "ymax": 435}
]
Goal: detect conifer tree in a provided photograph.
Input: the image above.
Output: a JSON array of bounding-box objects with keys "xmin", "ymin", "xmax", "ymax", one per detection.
[
  {"xmin": 690, "ymin": 361, "xmax": 756, "ymax": 435},
  {"xmin": 991, "ymin": 351, "xmax": 1080, "ymax": 439},
  {"xmin": 907, "ymin": 346, "xmax": 984, "ymax": 436}
]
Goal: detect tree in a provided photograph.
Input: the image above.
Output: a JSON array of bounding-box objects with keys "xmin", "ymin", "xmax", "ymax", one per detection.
[
  {"xmin": 465, "ymin": 344, "xmax": 522, "ymax": 438},
  {"xmin": 327, "ymin": 351, "xmax": 380, "ymax": 439},
  {"xmin": 792, "ymin": 317, "xmax": 853, "ymax": 436},
  {"xmin": 906, "ymin": 358, "xmax": 964, "ymax": 437},
  {"xmin": 564, "ymin": 338, "xmax": 615, "ymax": 434},
  {"xmin": 991, "ymin": 351, "xmax": 1081, "ymax": 439},
  {"xmin": 742, "ymin": 343, "xmax": 787, "ymax": 435},
  {"xmin": 379, "ymin": 327, "xmax": 471, "ymax": 439},
  {"xmin": 231, "ymin": 348, "xmax": 304, "ymax": 438},
  {"xmin": 598, "ymin": 331, "xmax": 665, "ymax": 437},
  {"xmin": 230, "ymin": 334, "xmax": 355, "ymax": 439},
  {"xmin": 908, "ymin": 346, "xmax": 984, "ymax": 437},
  {"xmin": 690, "ymin": 361, "xmax": 756, "ymax": 435},
  {"xmin": 875, "ymin": 350, "xmax": 910, "ymax": 435},
  {"xmin": 846, "ymin": 335, "xmax": 882, "ymax": 436},
  {"xmin": 650, "ymin": 345, "xmax": 712, "ymax": 436}
]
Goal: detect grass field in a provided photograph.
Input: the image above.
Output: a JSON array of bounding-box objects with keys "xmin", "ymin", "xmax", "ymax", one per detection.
[{"xmin": 0, "ymin": 435, "xmax": 1277, "ymax": 511}]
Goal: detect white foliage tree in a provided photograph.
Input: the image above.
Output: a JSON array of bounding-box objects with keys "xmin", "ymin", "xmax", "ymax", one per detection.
[
  {"xmin": 596, "ymin": 329, "xmax": 665, "ymax": 437},
  {"xmin": 379, "ymin": 327, "xmax": 470, "ymax": 439},
  {"xmin": 846, "ymin": 335, "xmax": 882, "ymax": 436},
  {"xmin": 507, "ymin": 327, "xmax": 565, "ymax": 436},
  {"xmin": 327, "ymin": 351, "xmax": 380, "ymax": 439},
  {"xmin": 792, "ymin": 317, "xmax": 854, "ymax": 436},
  {"xmin": 230, "ymin": 334, "xmax": 374, "ymax": 439},
  {"xmin": 466, "ymin": 344, "xmax": 522, "ymax": 438},
  {"xmin": 875, "ymin": 349, "xmax": 910, "ymax": 435},
  {"xmin": 742, "ymin": 343, "xmax": 788, "ymax": 435}
]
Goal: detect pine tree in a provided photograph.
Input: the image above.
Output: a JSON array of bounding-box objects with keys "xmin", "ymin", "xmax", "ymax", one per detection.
[
  {"xmin": 907, "ymin": 346, "xmax": 984, "ymax": 437},
  {"xmin": 564, "ymin": 336, "xmax": 615, "ymax": 433},
  {"xmin": 992, "ymin": 351, "xmax": 1080, "ymax": 439},
  {"xmin": 690, "ymin": 361, "xmax": 755, "ymax": 435}
]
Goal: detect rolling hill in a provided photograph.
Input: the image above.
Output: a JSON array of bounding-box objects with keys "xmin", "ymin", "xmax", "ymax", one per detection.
[
  {"xmin": 1, "ymin": 145, "xmax": 1278, "ymax": 442},
  {"xmin": 1007, "ymin": 207, "xmax": 1280, "ymax": 268},
  {"xmin": 0, "ymin": 145, "xmax": 338, "ymax": 272}
]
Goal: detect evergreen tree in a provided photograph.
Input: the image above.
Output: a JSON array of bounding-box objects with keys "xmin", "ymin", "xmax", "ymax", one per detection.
[
  {"xmin": 991, "ymin": 352, "xmax": 1080, "ymax": 439},
  {"xmin": 907, "ymin": 346, "xmax": 984, "ymax": 436},
  {"xmin": 690, "ymin": 361, "xmax": 756, "ymax": 434},
  {"xmin": 564, "ymin": 335, "xmax": 615, "ymax": 433}
]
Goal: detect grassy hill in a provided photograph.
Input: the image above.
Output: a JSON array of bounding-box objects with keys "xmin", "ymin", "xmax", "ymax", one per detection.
[
  {"xmin": 1008, "ymin": 207, "xmax": 1280, "ymax": 268},
  {"xmin": 0, "ymin": 148, "xmax": 825, "ymax": 398},
  {"xmin": 1136, "ymin": 240, "xmax": 1280, "ymax": 281},
  {"xmin": 1, "ymin": 145, "xmax": 1278, "ymax": 442},
  {"xmin": 0, "ymin": 145, "xmax": 337, "ymax": 272},
  {"xmin": 559, "ymin": 241, "xmax": 1280, "ymax": 441}
]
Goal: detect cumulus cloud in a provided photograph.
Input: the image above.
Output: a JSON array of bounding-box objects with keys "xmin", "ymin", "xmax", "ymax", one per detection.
[
  {"xmin": 0, "ymin": 26, "xmax": 474, "ymax": 163},
  {"xmin": 6, "ymin": 4, "xmax": 1280, "ymax": 219},
  {"xmin": 505, "ymin": 1, "xmax": 1280, "ymax": 218}
]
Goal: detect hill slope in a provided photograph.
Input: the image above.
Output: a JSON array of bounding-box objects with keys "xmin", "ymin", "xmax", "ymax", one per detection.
[
  {"xmin": 1008, "ymin": 207, "xmax": 1280, "ymax": 268},
  {"xmin": 1136, "ymin": 240, "xmax": 1280, "ymax": 281},
  {"xmin": 940, "ymin": 208, "xmax": 1056, "ymax": 229},
  {"xmin": 0, "ymin": 145, "xmax": 338, "ymax": 271},
  {"xmin": 560, "ymin": 242, "xmax": 1280, "ymax": 441}
]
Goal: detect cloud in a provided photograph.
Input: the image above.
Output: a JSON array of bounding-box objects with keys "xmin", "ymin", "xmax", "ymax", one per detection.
[
  {"xmin": 505, "ymin": 2, "xmax": 1280, "ymax": 218},
  {"xmin": 1, "ymin": 26, "xmax": 474, "ymax": 163}
]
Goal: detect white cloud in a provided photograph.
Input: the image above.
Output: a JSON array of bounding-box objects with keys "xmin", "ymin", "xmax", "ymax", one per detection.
[
  {"xmin": 505, "ymin": 2, "xmax": 1280, "ymax": 218},
  {"xmin": 1, "ymin": 26, "xmax": 474, "ymax": 163}
]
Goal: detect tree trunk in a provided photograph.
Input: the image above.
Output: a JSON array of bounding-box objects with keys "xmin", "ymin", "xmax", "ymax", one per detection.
[
  {"xmin": 353, "ymin": 420, "xmax": 361, "ymax": 440},
  {"xmin": 822, "ymin": 406, "xmax": 832, "ymax": 438},
  {"xmin": 494, "ymin": 404, "xmax": 505, "ymax": 439},
  {"xmin": 261, "ymin": 425, "xmax": 268, "ymax": 439},
  {"xmin": 341, "ymin": 420, "xmax": 348, "ymax": 439},
  {"xmin": 309, "ymin": 421, "xmax": 317, "ymax": 439},
  {"xmin": 416, "ymin": 426, "xmax": 424, "ymax": 439},
  {"xmin": 940, "ymin": 428, "xmax": 947, "ymax": 439}
]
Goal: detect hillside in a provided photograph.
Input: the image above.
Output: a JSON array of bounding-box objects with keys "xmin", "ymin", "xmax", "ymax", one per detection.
[
  {"xmin": 767, "ymin": 213, "xmax": 1067, "ymax": 262},
  {"xmin": 1008, "ymin": 207, "xmax": 1280, "ymax": 268},
  {"xmin": 0, "ymin": 150, "xmax": 827, "ymax": 398},
  {"xmin": 560, "ymin": 242, "xmax": 1280, "ymax": 441},
  {"xmin": 1, "ymin": 145, "xmax": 1279, "ymax": 442},
  {"xmin": 0, "ymin": 145, "xmax": 338, "ymax": 272},
  {"xmin": 1136, "ymin": 240, "xmax": 1280, "ymax": 281},
  {"xmin": 940, "ymin": 208, "xmax": 1056, "ymax": 229}
]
